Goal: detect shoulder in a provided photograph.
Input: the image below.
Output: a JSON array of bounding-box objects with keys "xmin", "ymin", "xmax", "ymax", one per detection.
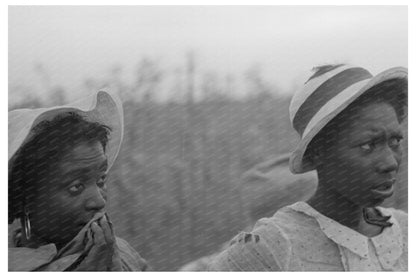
[
  {"xmin": 180, "ymin": 254, "xmax": 216, "ymax": 271},
  {"xmin": 208, "ymin": 230, "xmax": 284, "ymax": 271},
  {"xmin": 209, "ymin": 208, "xmax": 302, "ymax": 271},
  {"xmin": 116, "ymin": 237, "xmax": 150, "ymax": 271}
]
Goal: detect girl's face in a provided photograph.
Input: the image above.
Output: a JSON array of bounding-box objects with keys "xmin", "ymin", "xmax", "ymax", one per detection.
[
  {"xmin": 318, "ymin": 101, "xmax": 403, "ymax": 207},
  {"xmin": 28, "ymin": 141, "xmax": 108, "ymax": 247}
]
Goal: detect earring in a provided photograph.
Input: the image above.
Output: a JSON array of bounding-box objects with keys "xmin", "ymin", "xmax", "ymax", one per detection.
[{"xmin": 22, "ymin": 208, "xmax": 31, "ymax": 240}]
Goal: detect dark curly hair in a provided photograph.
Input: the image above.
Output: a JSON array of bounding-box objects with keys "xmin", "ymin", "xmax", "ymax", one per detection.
[{"xmin": 8, "ymin": 112, "xmax": 111, "ymax": 224}]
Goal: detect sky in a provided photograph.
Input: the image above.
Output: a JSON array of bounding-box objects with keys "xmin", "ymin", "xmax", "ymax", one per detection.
[{"xmin": 8, "ymin": 5, "xmax": 408, "ymax": 103}]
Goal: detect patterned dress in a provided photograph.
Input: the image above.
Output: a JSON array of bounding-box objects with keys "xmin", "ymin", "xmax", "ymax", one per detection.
[{"xmin": 209, "ymin": 202, "xmax": 407, "ymax": 271}]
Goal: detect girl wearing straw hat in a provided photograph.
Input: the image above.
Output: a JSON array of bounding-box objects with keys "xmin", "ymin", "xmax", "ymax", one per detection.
[
  {"xmin": 8, "ymin": 90, "xmax": 149, "ymax": 271},
  {"xmin": 209, "ymin": 64, "xmax": 408, "ymax": 271}
]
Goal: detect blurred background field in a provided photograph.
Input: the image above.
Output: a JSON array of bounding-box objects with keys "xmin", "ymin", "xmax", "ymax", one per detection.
[
  {"xmin": 9, "ymin": 6, "xmax": 408, "ymax": 271},
  {"xmin": 8, "ymin": 55, "xmax": 408, "ymax": 270}
]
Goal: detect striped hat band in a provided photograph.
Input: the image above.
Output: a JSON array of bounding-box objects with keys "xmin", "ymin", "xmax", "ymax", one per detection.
[{"xmin": 292, "ymin": 66, "xmax": 373, "ymax": 136}]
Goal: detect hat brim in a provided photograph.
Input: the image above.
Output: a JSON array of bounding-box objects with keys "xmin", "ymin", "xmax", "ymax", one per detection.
[
  {"xmin": 290, "ymin": 67, "xmax": 408, "ymax": 174},
  {"xmin": 8, "ymin": 90, "xmax": 124, "ymax": 172}
]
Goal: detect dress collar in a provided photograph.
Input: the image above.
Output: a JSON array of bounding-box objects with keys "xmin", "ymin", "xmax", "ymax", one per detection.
[
  {"xmin": 289, "ymin": 201, "xmax": 402, "ymax": 266},
  {"xmin": 370, "ymin": 207, "xmax": 403, "ymax": 270}
]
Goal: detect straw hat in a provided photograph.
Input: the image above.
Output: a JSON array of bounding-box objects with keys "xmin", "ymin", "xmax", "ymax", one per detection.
[
  {"xmin": 8, "ymin": 90, "xmax": 124, "ymax": 173},
  {"xmin": 289, "ymin": 64, "xmax": 407, "ymax": 174}
]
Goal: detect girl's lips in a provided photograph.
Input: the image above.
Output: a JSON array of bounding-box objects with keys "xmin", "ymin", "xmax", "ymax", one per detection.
[{"xmin": 371, "ymin": 180, "xmax": 395, "ymax": 198}]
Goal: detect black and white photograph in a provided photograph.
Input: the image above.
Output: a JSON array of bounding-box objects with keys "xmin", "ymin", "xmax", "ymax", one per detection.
[{"xmin": 6, "ymin": 4, "xmax": 410, "ymax": 272}]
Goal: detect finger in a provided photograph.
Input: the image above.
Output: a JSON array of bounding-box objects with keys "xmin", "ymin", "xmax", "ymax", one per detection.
[
  {"xmin": 102, "ymin": 214, "xmax": 115, "ymax": 235},
  {"xmin": 85, "ymin": 225, "xmax": 109, "ymax": 270},
  {"xmin": 98, "ymin": 218, "xmax": 118, "ymax": 268},
  {"xmin": 99, "ymin": 218, "xmax": 115, "ymax": 246},
  {"xmin": 91, "ymin": 222, "xmax": 106, "ymax": 246},
  {"xmin": 93, "ymin": 220, "xmax": 115, "ymax": 268},
  {"xmin": 83, "ymin": 227, "xmax": 95, "ymax": 252},
  {"xmin": 74, "ymin": 222, "xmax": 109, "ymax": 271},
  {"xmin": 105, "ymin": 215, "xmax": 117, "ymax": 237}
]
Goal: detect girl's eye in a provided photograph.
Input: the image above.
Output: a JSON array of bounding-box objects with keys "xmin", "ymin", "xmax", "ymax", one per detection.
[
  {"xmin": 360, "ymin": 142, "xmax": 374, "ymax": 153},
  {"xmin": 389, "ymin": 137, "xmax": 403, "ymax": 148},
  {"xmin": 97, "ymin": 174, "xmax": 107, "ymax": 188},
  {"xmin": 68, "ymin": 182, "xmax": 85, "ymax": 195}
]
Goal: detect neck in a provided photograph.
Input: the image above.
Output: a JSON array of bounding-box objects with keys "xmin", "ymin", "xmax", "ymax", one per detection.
[
  {"xmin": 18, "ymin": 220, "xmax": 62, "ymax": 250},
  {"xmin": 19, "ymin": 230, "xmax": 47, "ymax": 249},
  {"xmin": 307, "ymin": 175, "xmax": 364, "ymax": 231},
  {"xmin": 20, "ymin": 232, "xmax": 68, "ymax": 251}
]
